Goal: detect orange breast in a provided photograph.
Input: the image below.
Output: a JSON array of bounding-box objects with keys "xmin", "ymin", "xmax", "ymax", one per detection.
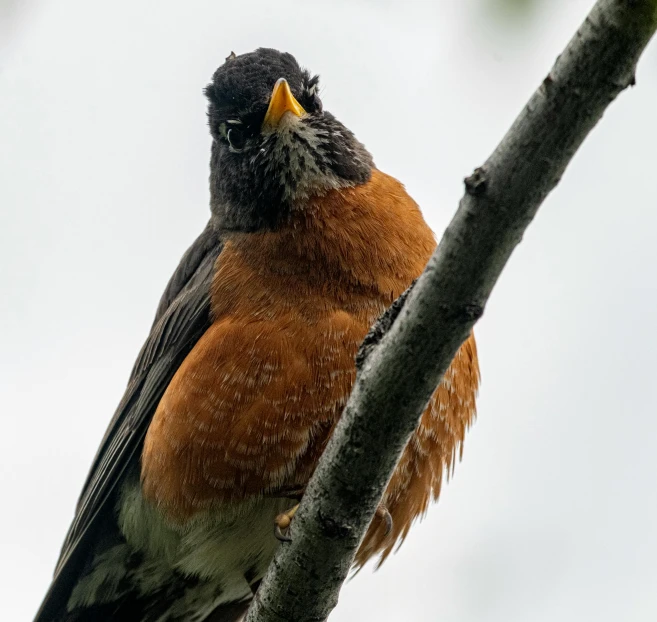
[
  {"xmin": 141, "ymin": 308, "xmax": 371, "ymax": 517},
  {"xmin": 141, "ymin": 169, "xmax": 479, "ymax": 564}
]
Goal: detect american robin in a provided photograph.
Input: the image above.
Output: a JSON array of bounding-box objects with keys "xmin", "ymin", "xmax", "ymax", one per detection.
[{"xmin": 35, "ymin": 48, "xmax": 479, "ymax": 622}]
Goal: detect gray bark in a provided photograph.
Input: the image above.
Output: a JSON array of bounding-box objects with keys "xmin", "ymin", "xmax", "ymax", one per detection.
[{"xmin": 245, "ymin": 1, "xmax": 657, "ymax": 621}]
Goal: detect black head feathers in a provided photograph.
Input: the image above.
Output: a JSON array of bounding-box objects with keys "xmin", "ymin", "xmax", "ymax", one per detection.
[
  {"xmin": 205, "ymin": 48, "xmax": 373, "ymax": 232},
  {"xmin": 205, "ymin": 48, "xmax": 320, "ymax": 126}
]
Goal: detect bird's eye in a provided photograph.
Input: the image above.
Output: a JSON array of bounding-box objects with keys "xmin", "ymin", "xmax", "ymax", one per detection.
[
  {"xmin": 227, "ymin": 128, "xmax": 246, "ymax": 151},
  {"xmin": 304, "ymin": 80, "xmax": 323, "ymax": 113}
]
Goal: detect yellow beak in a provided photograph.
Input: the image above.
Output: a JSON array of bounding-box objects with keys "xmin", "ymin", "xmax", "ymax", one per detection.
[{"xmin": 262, "ymin": 78, "xmax": 306, "ymax": 129}]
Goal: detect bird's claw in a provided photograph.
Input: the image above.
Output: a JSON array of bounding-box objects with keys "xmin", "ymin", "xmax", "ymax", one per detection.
[
  {"xmin": 376, "ymin": 504, "xmax": 393, "ymax": 536},
  {"xmin": 274, "ymin": 503, "xmax": 299, "ymax": 543},
  {"xmin": 274, "ymin": 524, "xmax": 292, "ymax": 543}
]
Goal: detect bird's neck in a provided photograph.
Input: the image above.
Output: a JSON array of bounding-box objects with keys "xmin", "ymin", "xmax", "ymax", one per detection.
[{"xmin": 210, "ymin": 169, "xmax": 436, "ymax": 321}]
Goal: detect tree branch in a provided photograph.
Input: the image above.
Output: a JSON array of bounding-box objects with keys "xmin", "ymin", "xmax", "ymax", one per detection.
[{"xmin": 245, "ymin": 1, "xmax": 657, "ymax": 620}]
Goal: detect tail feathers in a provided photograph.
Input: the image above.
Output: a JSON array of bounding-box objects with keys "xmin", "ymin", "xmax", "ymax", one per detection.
[
  {"xmin": 35, "ymin": 516, "xmax": 254, "ymax": 622},
  {"xmin": 39, "ymin": 553, "xmax": 253, "ymax": 622}
]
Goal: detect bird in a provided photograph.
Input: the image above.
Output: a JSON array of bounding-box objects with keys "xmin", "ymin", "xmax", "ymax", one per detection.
[{"xmin": 35, "ymin": 48, "xmax": 480, "ymax": 622}]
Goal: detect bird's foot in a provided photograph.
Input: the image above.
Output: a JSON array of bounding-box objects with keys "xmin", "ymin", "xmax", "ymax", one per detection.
[
  {"xmin": 274, "ymin": 502, "xmax": 392, "ymax": 543},
  {"xmin": 274, "ymin": 504, "xmax": 299, "ymax": 542},
  {"xmin": 375, "ymin": 503, "xmax": 393, "ymax": 536}
]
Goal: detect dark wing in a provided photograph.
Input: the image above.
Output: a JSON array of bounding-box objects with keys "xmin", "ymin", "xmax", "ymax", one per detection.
[
  {"xmin": 150, "ymin": 219, "xmax": 220, "ymax": 329},
  {"xmin": 34, "ymin": 220, "xmax": 223, "ymax": 621},
  {"xmin": 79, "ymin": 219, "xmax": 219, "ymax": 501}
]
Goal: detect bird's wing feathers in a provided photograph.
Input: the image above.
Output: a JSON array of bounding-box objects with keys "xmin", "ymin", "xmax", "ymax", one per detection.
[
  {"xmin": 149, "ymin": 219, "xmax": 220, "ymax": 331},
  {"xmin": 79, "ymin": 220, "xmax": 220, "ymax": 509},
  {"xmin": 35, "ymin": 221, "xmax": 223, "ymax": 621}
]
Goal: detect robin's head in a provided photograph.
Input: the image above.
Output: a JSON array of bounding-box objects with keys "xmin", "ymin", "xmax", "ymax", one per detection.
[{"xmin": 205, "ymin": 48, "xmax": 373, "ymax": 231}]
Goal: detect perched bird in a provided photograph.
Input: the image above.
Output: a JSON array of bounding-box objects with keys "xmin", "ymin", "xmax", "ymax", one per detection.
[{"xmin": 35, "ymin": 48, "xmax": 479, "ymax": 622}]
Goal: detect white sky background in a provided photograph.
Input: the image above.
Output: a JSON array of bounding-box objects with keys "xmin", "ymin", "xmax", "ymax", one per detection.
[{"xmin": 1, "ymin": 1, "xmax": 656, "ymax": 620}]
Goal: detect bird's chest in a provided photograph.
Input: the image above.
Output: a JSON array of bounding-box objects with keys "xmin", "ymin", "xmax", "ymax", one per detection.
[{"xmin": 140, "ymin": 244, "xmax": 385, "ymax": 521}]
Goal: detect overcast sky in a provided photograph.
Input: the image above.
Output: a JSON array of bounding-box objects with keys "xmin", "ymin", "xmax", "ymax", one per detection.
[{"xmin": 1, "ymin": 1, "xmax": 656, "ymax": 620}]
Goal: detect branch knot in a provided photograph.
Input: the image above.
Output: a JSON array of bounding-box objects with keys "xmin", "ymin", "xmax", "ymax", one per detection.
[{"xmin": 464, "ymin": 167, "xmax": 488, "ymax": 196}]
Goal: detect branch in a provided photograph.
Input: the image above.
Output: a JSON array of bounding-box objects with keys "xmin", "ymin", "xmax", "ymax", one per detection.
[{"xmin": 246, "ymin": 2, "xmax": 657, "ymax": 620}]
